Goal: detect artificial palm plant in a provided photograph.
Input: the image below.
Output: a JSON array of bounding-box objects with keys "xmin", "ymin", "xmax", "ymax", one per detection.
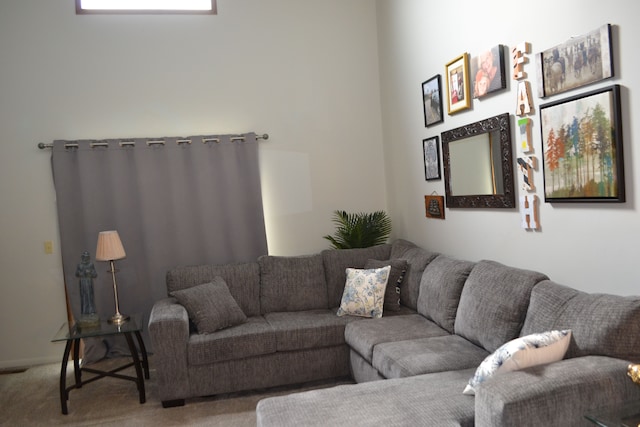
[{"xmin": 323, "ymin": 210, "xmax": 392, "ymax": 249}]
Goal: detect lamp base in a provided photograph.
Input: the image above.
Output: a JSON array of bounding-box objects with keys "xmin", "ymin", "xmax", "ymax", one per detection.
[
  {"xmin": 108, "ymin": 313, "xmax": 130, "ymax": 325},
  {"xmin": 78, "ymin": 313, "xmax": 100, "ymax": 329}
]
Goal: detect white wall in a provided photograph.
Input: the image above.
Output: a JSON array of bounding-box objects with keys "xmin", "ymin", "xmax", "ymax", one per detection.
[
  {"xmin": 4, "ymin": 0, "xmax": 638, "ymax": 370},
  {"xmin": 377, "ymin": 0, "xmax": 639, "ymax": 295},
  {"xmin": 0, "ymin": 0, "xmax": 386, "ymax": 368}
]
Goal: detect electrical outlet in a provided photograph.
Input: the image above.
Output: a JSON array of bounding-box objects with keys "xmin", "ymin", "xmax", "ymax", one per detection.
[{"xmin": 44, "ymin": 241, "xmax": 53, "ymax": 254}]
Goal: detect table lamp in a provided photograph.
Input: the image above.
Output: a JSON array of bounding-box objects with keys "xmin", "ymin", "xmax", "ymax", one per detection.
[{"xmin": 95, "ymin": 230, "xmax": 129, "ymax": 325}]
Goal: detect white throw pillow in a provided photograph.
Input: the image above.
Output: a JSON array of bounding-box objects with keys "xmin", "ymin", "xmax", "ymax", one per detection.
[
  {"xmin": 337, "ymin": 266, "xmax": 391, "ymax": 319},
  {"xmin": 463, "ymin": 329, "xmax": 572, "ymax": 395}
]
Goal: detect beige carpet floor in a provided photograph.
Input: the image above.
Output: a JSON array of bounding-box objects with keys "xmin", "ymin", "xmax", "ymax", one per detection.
[{"xmin": 0, "ymin": 356, "xmax": 350, "ymax": 426}]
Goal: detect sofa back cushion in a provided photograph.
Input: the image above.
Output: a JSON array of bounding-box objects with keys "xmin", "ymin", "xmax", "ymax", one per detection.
[
  {"xmin": 259, "ymin": 254, "xmax": 328, "ymax": 313},
  {"xmin": 390, "ymin": 239, "xmax": 440, "ymax": 310},
  {"xmin": 521, "ymin": 280, "xmax": 640, "ymax": 360},
  {"xmin": 417, "ymin": 255, "xmax": 475, "ymax": 333},
  {"xmin": 321, "ymin": 244, "xmax": 392, "ymax": 308},
  {"xmin": 454, "ymin": 260, "xmax": 548, "ymax": 353},
  {"xmin": 166, "ymin": 262, "xmax": 261, "ymax": 317}
]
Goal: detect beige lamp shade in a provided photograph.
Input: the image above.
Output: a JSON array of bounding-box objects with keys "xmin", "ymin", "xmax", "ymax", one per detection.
[{"xmin": 95, "ymin": 230, "xmax": 126, "ymax": 261}]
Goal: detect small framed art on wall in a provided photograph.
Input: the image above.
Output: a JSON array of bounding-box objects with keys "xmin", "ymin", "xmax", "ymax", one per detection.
[
  {"xmin": 423, "ymin": 136, "xmax": 441, "ymax": 181},
  {"xmin": 445, "ymin": 53, "xmax": 471, "ymax": 114}
]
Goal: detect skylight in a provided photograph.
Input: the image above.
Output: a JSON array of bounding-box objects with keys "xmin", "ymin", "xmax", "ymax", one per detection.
[{"xmin": 76, "ymin": 0, "xmax": 217, "ymax": 13}]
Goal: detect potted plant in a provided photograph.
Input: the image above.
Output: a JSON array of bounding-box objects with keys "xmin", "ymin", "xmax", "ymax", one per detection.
[{"xmin": 323, "ymin": 210, "xmax": 392, "ymax": 249}]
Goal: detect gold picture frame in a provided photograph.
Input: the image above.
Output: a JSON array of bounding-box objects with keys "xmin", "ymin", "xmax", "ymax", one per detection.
[{"xmin": 445, "ymin": 53, "xmax": 471, "ymax": 115}]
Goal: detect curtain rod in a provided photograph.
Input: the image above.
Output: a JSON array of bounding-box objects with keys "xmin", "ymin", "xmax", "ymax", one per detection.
[{"xmin": 37, "ymin": 133, "xmax": 269, "ymax": 149}]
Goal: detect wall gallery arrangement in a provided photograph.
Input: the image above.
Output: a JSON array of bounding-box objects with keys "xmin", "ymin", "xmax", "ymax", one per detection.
[{"xmin": 420, "ymin": 23, "xmax": 623, "ymax": 226}]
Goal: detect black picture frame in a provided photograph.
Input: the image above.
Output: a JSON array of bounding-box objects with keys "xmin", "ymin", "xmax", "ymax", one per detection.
[
  {"xmin": 540, "ymin": 84, "xmax": 624, "ymax": 203},
  {"xmin": 423, "ymin": 136, "xmax": 441, "ymax": 181},
  {"xmin": 535, "ymin": 23, "xmax": 613, "ymax": 98},
  {"xmin": 470, "ymin": 45, "xmax": 507, "ymax": 98},
  {"xmin": 422, "ymin": 75, "xmax": 444, "ymax": 127}
]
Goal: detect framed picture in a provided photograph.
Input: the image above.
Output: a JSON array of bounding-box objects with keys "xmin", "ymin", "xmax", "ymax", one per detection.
[
  {"xmin": 425, "ymin": 195, "xmax": 445, "ymax": 219},
  {"xmin": 422, "ymin": 75, "xmax": 444, "ymax": 127},
  {"xmin": 470, "ymin": 45, "xmax": 506, "ymax": 98},
  {"xmin": 535, "ymin": 23, "xmax": 613, "ymax": 98},
  {"xmin": 540, "ymin": 84, "xmax": 624, "ymax": 203},
  {"xmin": 423, "ymin": 136, "xmax": 441, "ymax": 181},
  {"xmin": 445, "ymin": 53, "xmax": 471, "ymax": 114}
]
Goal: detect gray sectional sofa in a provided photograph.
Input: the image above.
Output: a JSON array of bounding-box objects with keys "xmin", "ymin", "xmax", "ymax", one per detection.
[{"xmin": 149, "ymin": 239, "xmax": 640, "ymax": 426}]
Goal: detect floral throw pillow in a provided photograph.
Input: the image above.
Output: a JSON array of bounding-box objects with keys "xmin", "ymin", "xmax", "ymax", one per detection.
[
  {"xmin": 463, "ymin": 329, "xmax": 572, "ymax": 395},
  {"xmin": 337, "ymin": 266, "xmax": 391, "ymax": 319}
]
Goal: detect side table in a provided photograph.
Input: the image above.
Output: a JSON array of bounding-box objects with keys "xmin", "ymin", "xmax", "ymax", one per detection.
[
  {"xmin": 51, "ymin": 313, "xmax": 149, "ymax": 415},
  {"xmin": 585, "ymin": 400, "xmax": 640, "ymax": 426}
]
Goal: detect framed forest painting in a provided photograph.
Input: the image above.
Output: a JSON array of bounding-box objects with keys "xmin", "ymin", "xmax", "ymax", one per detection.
[{"xmin": 540, "ymin": 84, "xmax": 624, "ymax": 202}]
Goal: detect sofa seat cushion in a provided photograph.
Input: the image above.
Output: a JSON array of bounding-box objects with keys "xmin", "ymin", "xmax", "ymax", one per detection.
[
  {"xmin": 372, "ymin": 335, "xmax": 489, "ymax": 379},
  {"xmin": 521, "ymin": 280, "xmax": 640, "ymax": 360},
  {"xmin": 259, "ymin": 254, "xmax": 328, "ymax": 313},
  {"xmin": 264, "ymin": 309, "xmax": 362, "ymax": 352},
  {"xmin": 188, "ymin": 316, "xmax": 276, "ymax": 365},
  {"xmin": 454, "ymin": 260, "xmax": 548, "ymax": 353},
  {"xmin": 417, "ymin": 255, "xmax": 475, "ymax": 333},
  {"xmin": 256, "ymin": 368, "xmax": 477, "ymax": 427},
  {"xmin": 345, "ymin": 314, "xmax": 449, "ymax": 363}
]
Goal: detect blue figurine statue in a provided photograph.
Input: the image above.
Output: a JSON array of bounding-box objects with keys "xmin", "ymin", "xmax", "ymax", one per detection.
[{"xmin": 75, "ymin": 251, "xmax": 99, "ymax": 327}]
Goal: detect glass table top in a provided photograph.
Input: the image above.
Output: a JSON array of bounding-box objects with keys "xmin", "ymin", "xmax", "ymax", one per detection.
[
  {"xmin": 585, "ymin": 401, "xmax": 640, "ymax": 427},
  {"xmin": 52, "ymin": 313, "xmax": 143, "ymax": 342}
]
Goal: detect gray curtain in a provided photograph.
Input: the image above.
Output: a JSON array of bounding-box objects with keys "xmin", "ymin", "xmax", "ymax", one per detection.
[{"xmin": 52, "ymin": 133, "xmax": 268, "ymax": 360}]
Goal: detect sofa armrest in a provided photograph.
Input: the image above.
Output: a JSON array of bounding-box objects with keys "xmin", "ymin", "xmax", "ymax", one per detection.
[
  {"xmin": 148, "ymin": 297, "xmax": 190, "ymax": 405},
  {"xmin": 475, "ymin": 356, "xmax": 640, "ymax": 427}
]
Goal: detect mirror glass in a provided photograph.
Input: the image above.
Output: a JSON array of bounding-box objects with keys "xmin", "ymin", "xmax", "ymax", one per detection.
[{"xmin": 442, "ymin": 113, "xmax": 515, "ymax": 208}]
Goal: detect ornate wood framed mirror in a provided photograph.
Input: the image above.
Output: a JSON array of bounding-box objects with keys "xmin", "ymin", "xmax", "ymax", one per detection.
[{"xmin": 441, "ymin": 112, "xmax": 515, "ymax": 208}]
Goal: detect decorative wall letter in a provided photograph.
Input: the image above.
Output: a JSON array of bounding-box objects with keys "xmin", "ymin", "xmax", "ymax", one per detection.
[
  {"xmin": 517, "ymin": 156, "xmax": 537, "ymax": 192},
  {"xmin": 511, "ymin": 42, "xmax": 530, "ymax": 80},
  {"xmin": 517, "ymin": 117, "xmax": 532, "ymax": 153},
  {"xmin": 516, "ymin": 81, "xmax": 533, "ymax": 116},
  {"xmin": 520, "ymin": 195, "xmax": 540, "ymax": 230}
]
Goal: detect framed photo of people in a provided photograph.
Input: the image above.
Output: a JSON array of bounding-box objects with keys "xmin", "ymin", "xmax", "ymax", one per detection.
[
  {"xmin": 445, "ymin": 53, "xmax": 471, "ymax": 114},
  {"xmin": 470, "ymin": 45, "xmax": 507, "ymax": 99},
  {"xmin": 422, "ymin": 75, "xmax": 444, "ymax": 127},
  {"xmin": 540, "ymin": 84, "xmax": 624, "ymax": 203},
  {"xmin": 535, "ymin": 23, "xmax": 613, "ymax": 98}
]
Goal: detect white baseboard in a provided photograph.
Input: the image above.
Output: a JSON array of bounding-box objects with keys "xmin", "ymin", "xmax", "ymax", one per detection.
[{"xmin": 0, "ymin": 355, "xmax": 61, "ymax": 371}]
